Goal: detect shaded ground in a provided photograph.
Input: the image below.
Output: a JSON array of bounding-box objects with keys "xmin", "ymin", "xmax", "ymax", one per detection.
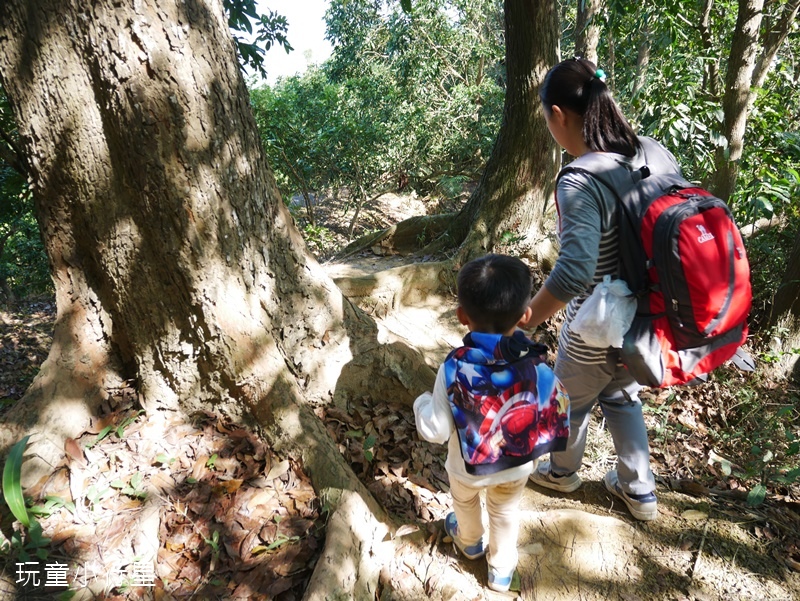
[{"xmin": 0, "ymin": 193, "xmax": 799, "ymax": 600}]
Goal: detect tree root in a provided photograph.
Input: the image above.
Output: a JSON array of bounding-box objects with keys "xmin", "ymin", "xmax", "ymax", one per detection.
[
  {"xmin": 302, "ymin": 489, "xmax": 394, "ymax": 601},
  {"xmin": 333, "ymin": 213, "xmax": 456, "ymax": 261},
  {"xmin": 252, "ymin": 391, "xmax": 402, "ymax": 599},
  {"xmin": 328, "ymin": 260, "xmax": 456, "ymax": 317}
]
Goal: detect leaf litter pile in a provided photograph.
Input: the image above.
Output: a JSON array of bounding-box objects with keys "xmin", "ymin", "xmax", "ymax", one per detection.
[
  {"xmin": 3, "ymin": 298, "xmax": 800, "ymax": 600},
  {"xmin": 1, "ymin": 381, "xmax": 324, "ymax": 599}
]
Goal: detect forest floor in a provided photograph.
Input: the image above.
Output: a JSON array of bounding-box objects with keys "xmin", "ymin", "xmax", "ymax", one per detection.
[{"xmin": 0, "ymin": 193, "xmax": 798, "ymax": 600}]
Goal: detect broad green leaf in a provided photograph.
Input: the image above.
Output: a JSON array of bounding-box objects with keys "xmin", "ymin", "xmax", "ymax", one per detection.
[
  {"xmin": 747, "ymin": 484, "xmax": 767, "ymax": 507},
  {"xmin": 2, "ymin": 435, "xmax": 31, "ymax": 527}
]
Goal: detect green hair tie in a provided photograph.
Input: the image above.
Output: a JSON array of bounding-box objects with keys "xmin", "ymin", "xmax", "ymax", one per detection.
[{"xmin": 594, "ymin": 69, "xmax": 607, "ymax": 82}]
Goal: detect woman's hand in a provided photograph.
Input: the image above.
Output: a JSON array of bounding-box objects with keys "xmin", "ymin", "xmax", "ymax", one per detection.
[{"xmin": 522, "ymin": 286, "xmax": 568, "ymax": 331}]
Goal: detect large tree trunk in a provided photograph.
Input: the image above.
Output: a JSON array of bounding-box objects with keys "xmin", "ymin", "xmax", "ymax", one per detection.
[
  {"xmin": 0, "ymin": 1, "xmax": 433, "ymax": 595},
  {"xmin": 327, "ymin": 0, "xmax": 561, "ymax": 326},
  {"xmin": 421, "ymin": 0, "xmax": 559, "ymax": 267}
]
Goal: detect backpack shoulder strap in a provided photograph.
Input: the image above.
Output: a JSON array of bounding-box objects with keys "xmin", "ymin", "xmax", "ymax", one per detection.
[
  {"xmin": 556, "ymin": 151, "xmax": 647, "ymax": 203},
  {"xmin": 556, "ymin": 138, "xmax": 693, "ymax": 213}
]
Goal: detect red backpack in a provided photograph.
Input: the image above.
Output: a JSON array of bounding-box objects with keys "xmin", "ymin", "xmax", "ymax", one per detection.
[{"xmin": 559, "ymin": 137, "xmax": 753, "ymax": 387}]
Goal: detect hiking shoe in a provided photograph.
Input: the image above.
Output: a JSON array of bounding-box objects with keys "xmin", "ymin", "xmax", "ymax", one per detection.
[
  {"xmin": 443, "ymin": 512, "xmax": 485, "ymax": 559},
  {"xmin": 603, "ymin": 470, "xmax": 658, "ymax": 521},
  {"xmin": 487, "ymin": 566, "xmax": 515, "ymax": 592},
  {"xmin": 529, "ymin": 461, "xmax": 582, "ymax": 493}
]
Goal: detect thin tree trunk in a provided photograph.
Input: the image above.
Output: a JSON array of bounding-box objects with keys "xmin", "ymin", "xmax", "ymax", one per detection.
[
  {"xmin": 631, "ymin": 19, "xmax": 651, "ymax": 103},
  {"xmin": 700, "ymin": 0, "xmax": 721, "ymax": 97},
  {"xmin": 710, "ymin": 0, "xmax": 764, "ymax": 200},
  {"xmin": 750, "ymin": 0, "xmax": 800, "ymax": 95},
  {"xmin": 575, "ymin": 0, "xmax": 603, "ymax": 65},
  {"xmin": 767, "ymin": 227, "xmax": 800, "ymax": 381}
]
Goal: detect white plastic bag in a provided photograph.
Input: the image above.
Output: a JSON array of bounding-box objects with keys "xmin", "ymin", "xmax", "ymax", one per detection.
[{"xmin": 570, "ymin": 275, "xmax": 636, "ymax": 348}]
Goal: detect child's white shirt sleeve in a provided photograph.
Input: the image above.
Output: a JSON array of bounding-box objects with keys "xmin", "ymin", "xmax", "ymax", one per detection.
[{"xmin": 413, "ymin": 365, "xmax": 453, "ymax": 445}]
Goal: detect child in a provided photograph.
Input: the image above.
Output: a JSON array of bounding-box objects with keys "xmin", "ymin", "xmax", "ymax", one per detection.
[{"xmin": 414, "ymin": 254, "xmax": 569, "ymax": 592}]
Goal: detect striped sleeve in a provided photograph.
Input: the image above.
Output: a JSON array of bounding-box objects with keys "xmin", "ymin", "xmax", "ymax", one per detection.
[{"xmin": 547, "ymin": 170, "xmax": 621, "ymax": 364}]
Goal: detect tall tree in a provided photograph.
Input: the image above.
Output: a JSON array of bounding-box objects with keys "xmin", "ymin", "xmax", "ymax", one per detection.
[
  {"xmin": 455, "ymin": 0, "xmax": 559, "ymax": 263},
  {"xmin": 0, "ymin": 0, "xmax": 432, "ymax": 595},
  {"xmin": 329, "ymin": 0, "xmax": 560, "ymax": 278},
  {"xmin": 710, "ymin": 0, "xmax": 800, "ymax": 200},
  {"xmin": 423, "ymin": 0, "xmax": 560, "ymax": 266}
]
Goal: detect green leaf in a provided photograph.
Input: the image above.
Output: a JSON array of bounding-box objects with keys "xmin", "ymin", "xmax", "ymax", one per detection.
[
  {"xmin": 27, "ymin": 518, "xmax": 50, "ymax": 548},
  {"xmin": 88, "ymin": 425, "xmax": 113, "ymax": 448},
  {"xmin": 3, "ymin": 435, "xmax": 31, "ymax": 527},
  {"xmin": 746, "ymin": 484, "xmax": 767, "ymax": 507},
  {"xmin": 400, "ymin": 0, "xmax": 412, "ymax": 13},
  {"xmin": 154, "ymin": 453, "xmax": 173, "ymax": 465}
]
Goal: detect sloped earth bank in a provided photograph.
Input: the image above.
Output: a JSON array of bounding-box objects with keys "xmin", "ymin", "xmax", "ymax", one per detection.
[{"xmin": 1, "ymin": 193, "xmax": 799, "ymax": 600}]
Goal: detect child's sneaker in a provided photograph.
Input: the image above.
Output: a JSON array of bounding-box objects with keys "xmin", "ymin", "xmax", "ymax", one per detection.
[
  {"xmin": 528, "ymin": 460, "xmax": 582, "ymax": 493},
  {"xmin": 443, "ymin": 512, "xmax": 485, "ymax": 559},
  {"xmin": 603, "ymin": 470, "xmax": 658, "ymax": 521},
  {"xmin": 487, "ymin": 565, "xmax": 515, "ymax": 592}
]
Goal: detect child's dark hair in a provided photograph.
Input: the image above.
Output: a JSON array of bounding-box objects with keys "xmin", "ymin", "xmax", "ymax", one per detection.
[
  {"xmin": 539, "ymin": 57, "xmax": 640, "ymax": 157},
  {"xmin": 457, "ymin": 254, "xmax": 532, "ymax": 334}
]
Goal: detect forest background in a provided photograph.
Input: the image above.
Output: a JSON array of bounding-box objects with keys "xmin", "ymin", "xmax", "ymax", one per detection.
[{"xmin": 0, "ymin": 0, "xmax": 799, "ymax": 599}]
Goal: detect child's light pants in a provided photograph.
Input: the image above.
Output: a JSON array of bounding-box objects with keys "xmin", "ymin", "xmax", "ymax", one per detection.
[
  {"xmin": 448, "ymin": 475, "xmax": 528, "ymax": 572},
  {"xmin": 551, "ymin": 346, "xmax": 656, "ymax": 496}
]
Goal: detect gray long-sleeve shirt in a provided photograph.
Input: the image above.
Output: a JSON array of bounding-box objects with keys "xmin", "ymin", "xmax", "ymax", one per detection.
[{"xmin": 544, "ymin": 137, "xmax": 681, "ymax": 364}]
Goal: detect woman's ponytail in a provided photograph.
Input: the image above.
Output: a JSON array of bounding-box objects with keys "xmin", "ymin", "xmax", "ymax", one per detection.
[{"xmin": 540, "ymin": 58, "xmax": 640, "ymax": 157}]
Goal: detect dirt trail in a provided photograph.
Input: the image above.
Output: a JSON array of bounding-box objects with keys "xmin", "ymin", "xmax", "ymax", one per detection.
[{"xmin": 360, "ymin": 293, "xmax": 800, "ymax": 601}]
